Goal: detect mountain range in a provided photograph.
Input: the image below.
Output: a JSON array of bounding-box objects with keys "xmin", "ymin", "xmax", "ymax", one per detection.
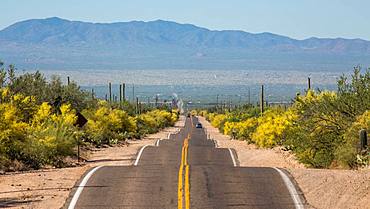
[{"xmin": 0, "ymin": 17, "xmax": 369, "ymax": 71}]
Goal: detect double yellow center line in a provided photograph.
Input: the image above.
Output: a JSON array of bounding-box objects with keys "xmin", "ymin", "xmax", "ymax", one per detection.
[{"xmin": 178, "ymin": 134, "xmax": 190, "ymax": 209}]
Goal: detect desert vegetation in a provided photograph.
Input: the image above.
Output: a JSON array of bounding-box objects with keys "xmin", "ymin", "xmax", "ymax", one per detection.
[
  {"xmin": 198, "ymin": 67, "xmax": 369, "ymax": 169},
  {"xmin": 0, "ymin": 61, "xmax": 179, "ymax": 171}
]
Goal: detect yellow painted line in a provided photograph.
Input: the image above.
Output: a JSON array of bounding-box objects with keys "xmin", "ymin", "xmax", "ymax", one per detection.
[
  {"xmin": 181, "ymin": 144, "xmax": 185, "ymax": 166},
  {"xmin": 178, "ymin": 133, "xmax": 191, "ymax": 209},
  {"xmin": 184, "ymin": 145, "xmax": 188, "ymax": 166},
  {"xmin": 185, "ymin": 165, "xmax": 190, "ymax": 209},
  {"xmin": 178, "ymin": 164, "xmax": 184, "ymax": 209},
  {"xmin": 178, "ymin": 144, "xmax": 185, "ymax": 209}
]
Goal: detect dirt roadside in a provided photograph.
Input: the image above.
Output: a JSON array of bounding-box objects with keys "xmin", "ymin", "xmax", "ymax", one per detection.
[
  {"xmin": 199, "ymin": 116, "xmax": 370, "ymax": 209},
  {"xmin": 0, "ymin": 116, "xmax": 185, "ymax": 209}
]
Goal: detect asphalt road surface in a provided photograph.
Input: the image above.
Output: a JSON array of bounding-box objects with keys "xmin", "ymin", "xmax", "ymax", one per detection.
[{"xmin": 65, "ymin": 117, "xmax": 305, "ymax": 209}]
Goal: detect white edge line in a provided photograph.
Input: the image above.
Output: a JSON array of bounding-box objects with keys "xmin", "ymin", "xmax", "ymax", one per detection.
[
  {"xmin": 273, "ymin": 167, "xmax": 304, "ymax": 209},
  {"xmin": 227, "ymin": 148, "xmax": 237, "ymax": 167},
  {"xmin": 134, "ymin": 144, "xmax": 150, "ymax": 166},
  {"xmin": 155, "ymin": 139, "xmax": 163, "ymax": 147},
  {"xmin": 68, "ymin": 166, "xmax": 103, "ymax": 209}
]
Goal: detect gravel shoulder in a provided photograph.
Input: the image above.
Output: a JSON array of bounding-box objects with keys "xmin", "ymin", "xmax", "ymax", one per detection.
[
  {"xmin": 199, "ymin": 116, "xmax": 370, "ymax": 209},
  {"xmin": 0, "ymin": 116, "xmax": 185, "ymax": 209}
]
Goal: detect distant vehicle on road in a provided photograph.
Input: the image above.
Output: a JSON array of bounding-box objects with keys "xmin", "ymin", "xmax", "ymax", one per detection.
[{"xmin": 195, "ymin": 123, "xmax": 202, "ymax": 128}]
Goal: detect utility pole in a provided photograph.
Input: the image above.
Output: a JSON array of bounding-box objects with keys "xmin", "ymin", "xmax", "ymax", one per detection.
[
  {"xmin": 308, "ymin": 77, "xmax": 311, "ymax": 90},
  {"xmin": 67, "ymin": 76, "xmax": 70, "ymax": 85},
  {"xmin": 132, "ymin": 84, "xmax": 135, "ymax": 103},
  {"xmin": 91, "ymin": 88, "xmax": 94, "ymax": 100},
  {"xmin": 260, "ymin": 85, "xmax": 264, "ymax": 115},
  {"xmin": 248, "ymin": 87, "xmax": 251, "ymax": 105}
]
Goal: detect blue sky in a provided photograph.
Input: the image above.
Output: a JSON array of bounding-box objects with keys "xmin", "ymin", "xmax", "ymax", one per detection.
[{"xmin": 1, "ymin": 0, "xmax": 369, "ymax": 40}]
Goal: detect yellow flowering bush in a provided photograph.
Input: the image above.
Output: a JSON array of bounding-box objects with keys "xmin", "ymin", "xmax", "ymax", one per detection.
[
  {"xmin": 83, "ymin": 101, "xmax": 178, "ymax": 144},
  {"xmin": 224, "ymin": 118, "xmax": 257, "ymax": 142},
  {"xmin": 136, "ymin": 109, "xmax": 178, "ymax": 137},
  {"xmin": 211, "ymin": 114, "xmax": 227, "ymax": 131},
  {"xmin": 84, "ymin": 102, "xmax": 136, "ymax": 145},
  {"xmin": 171, "ymin": 109, "xmax": 180, "ymax": 124},
  {"xmin": 202, "ymin": 69, "xmax": 369, "ymax": 169},
  {"xmin": 0, "ymin": 95, "xmax": 79, "ymax": 169},
  {"xmin": 205, "ymin": 112, "xmax": 215, "ymax": 122},
  {"xmin": 0, "ymin": 92, "xmax": 33, "ymax": 169},
  {"xmin": 0, "ymin": 65, "xmax": 180, "ymax": 171},
  {"xmin": 251, "ymin": 108, "xmax": 297, "ymax": 148},
  {"xmin": 27, "ymin": 103, "xmax": 78, "ymax": 168}
]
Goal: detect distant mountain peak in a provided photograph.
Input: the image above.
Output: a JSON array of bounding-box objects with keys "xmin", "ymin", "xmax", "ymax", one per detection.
[{"xmin": 45, "ymin": 16, "xmax": 67, "ymax": 21}]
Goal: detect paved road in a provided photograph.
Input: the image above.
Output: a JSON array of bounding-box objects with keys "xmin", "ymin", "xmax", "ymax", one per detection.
[{"xmin": 65, "ymin": 117, "xmax": 305, "ymax": 209}]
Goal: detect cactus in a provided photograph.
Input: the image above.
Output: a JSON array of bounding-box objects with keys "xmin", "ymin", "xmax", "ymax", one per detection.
[{"xmin": 359, "ymin": 129, "xmax": 368, "ymax": 150}]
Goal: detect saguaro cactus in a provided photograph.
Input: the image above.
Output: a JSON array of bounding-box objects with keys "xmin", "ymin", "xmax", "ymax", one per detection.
[
  {"xmin": 122, "ymin": 83, "xmax": 126, "ymax": 101},
  {"xmin": 109, "ymin": 82, "xmax": 112, "ymax": 102},
  {"xmin": 359, "ymin": 129, "xmax": 368, "ymax": 150},
  {"xmin": 260, "ymin": 85, "xmax": 264, "ymax": 115}
]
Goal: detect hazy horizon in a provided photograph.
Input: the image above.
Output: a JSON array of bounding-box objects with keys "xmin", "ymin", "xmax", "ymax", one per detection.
[{"xmin": 1, "ymin": 0, "xmax": 370, "ymax": 40}]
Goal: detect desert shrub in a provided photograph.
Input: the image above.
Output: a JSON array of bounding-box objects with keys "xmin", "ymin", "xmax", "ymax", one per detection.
[
  {"xmin": 8, "ymin": 71, "xmax": 95, "ymax": 111},
  {"xmin": 136, "ymin": 114, "xmax": 157, "ymax": 137},
  {"xmin": 335, "ymin": 111, "xmax": 370, "ymax": 168},
  {"xmin": 211, "ymin": 114, "xmax": 228, "ymax": 132},
  {"xmin": 171, "ymin": 109, "xmax": 180, "ymax": 124},
  {"xmin": 204, "ymin": 68, "xmax": 369, "ymax": 169},
  {"xmin": 0, "ymin": 61, "xmax": 179, "ymax": 171},
  {"xmin": 0, "ymin": 94, "xmax": 29, "ymax": 168},
  {"xmin": 28, "ymin": 103, "xmax": 78, "ymax": 167},
  {"xmin": 205, "ymin": 112, "xmax": 215, "ymax": 122},
  {"xmin": 190, "ymin": 109, "xmax": 198, "ymax": 116},
  {"xmin": 251, "ymin": 108, "xmax": 297, "ymax": 148},
  {"xmin": 84, "ymin": 101, "xmax": 136, "ymax": 145},
  {"xmin": 136, "ymin": 109, "xmax": 177, "ymax": 138},
  {"xmin": 284, "ymin": 68, "xmax": 369, "ymax": 168},
  {"xmin": 284, "ymin": 90, "xmax": 346, "ymax": 168},
  {"xmin": 0, "ymin": 91, "xmax": 79, "ymax": 169},
  {"xmin": 224, "ymin": 117, "xmax": 257, "ymax": 142}
]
